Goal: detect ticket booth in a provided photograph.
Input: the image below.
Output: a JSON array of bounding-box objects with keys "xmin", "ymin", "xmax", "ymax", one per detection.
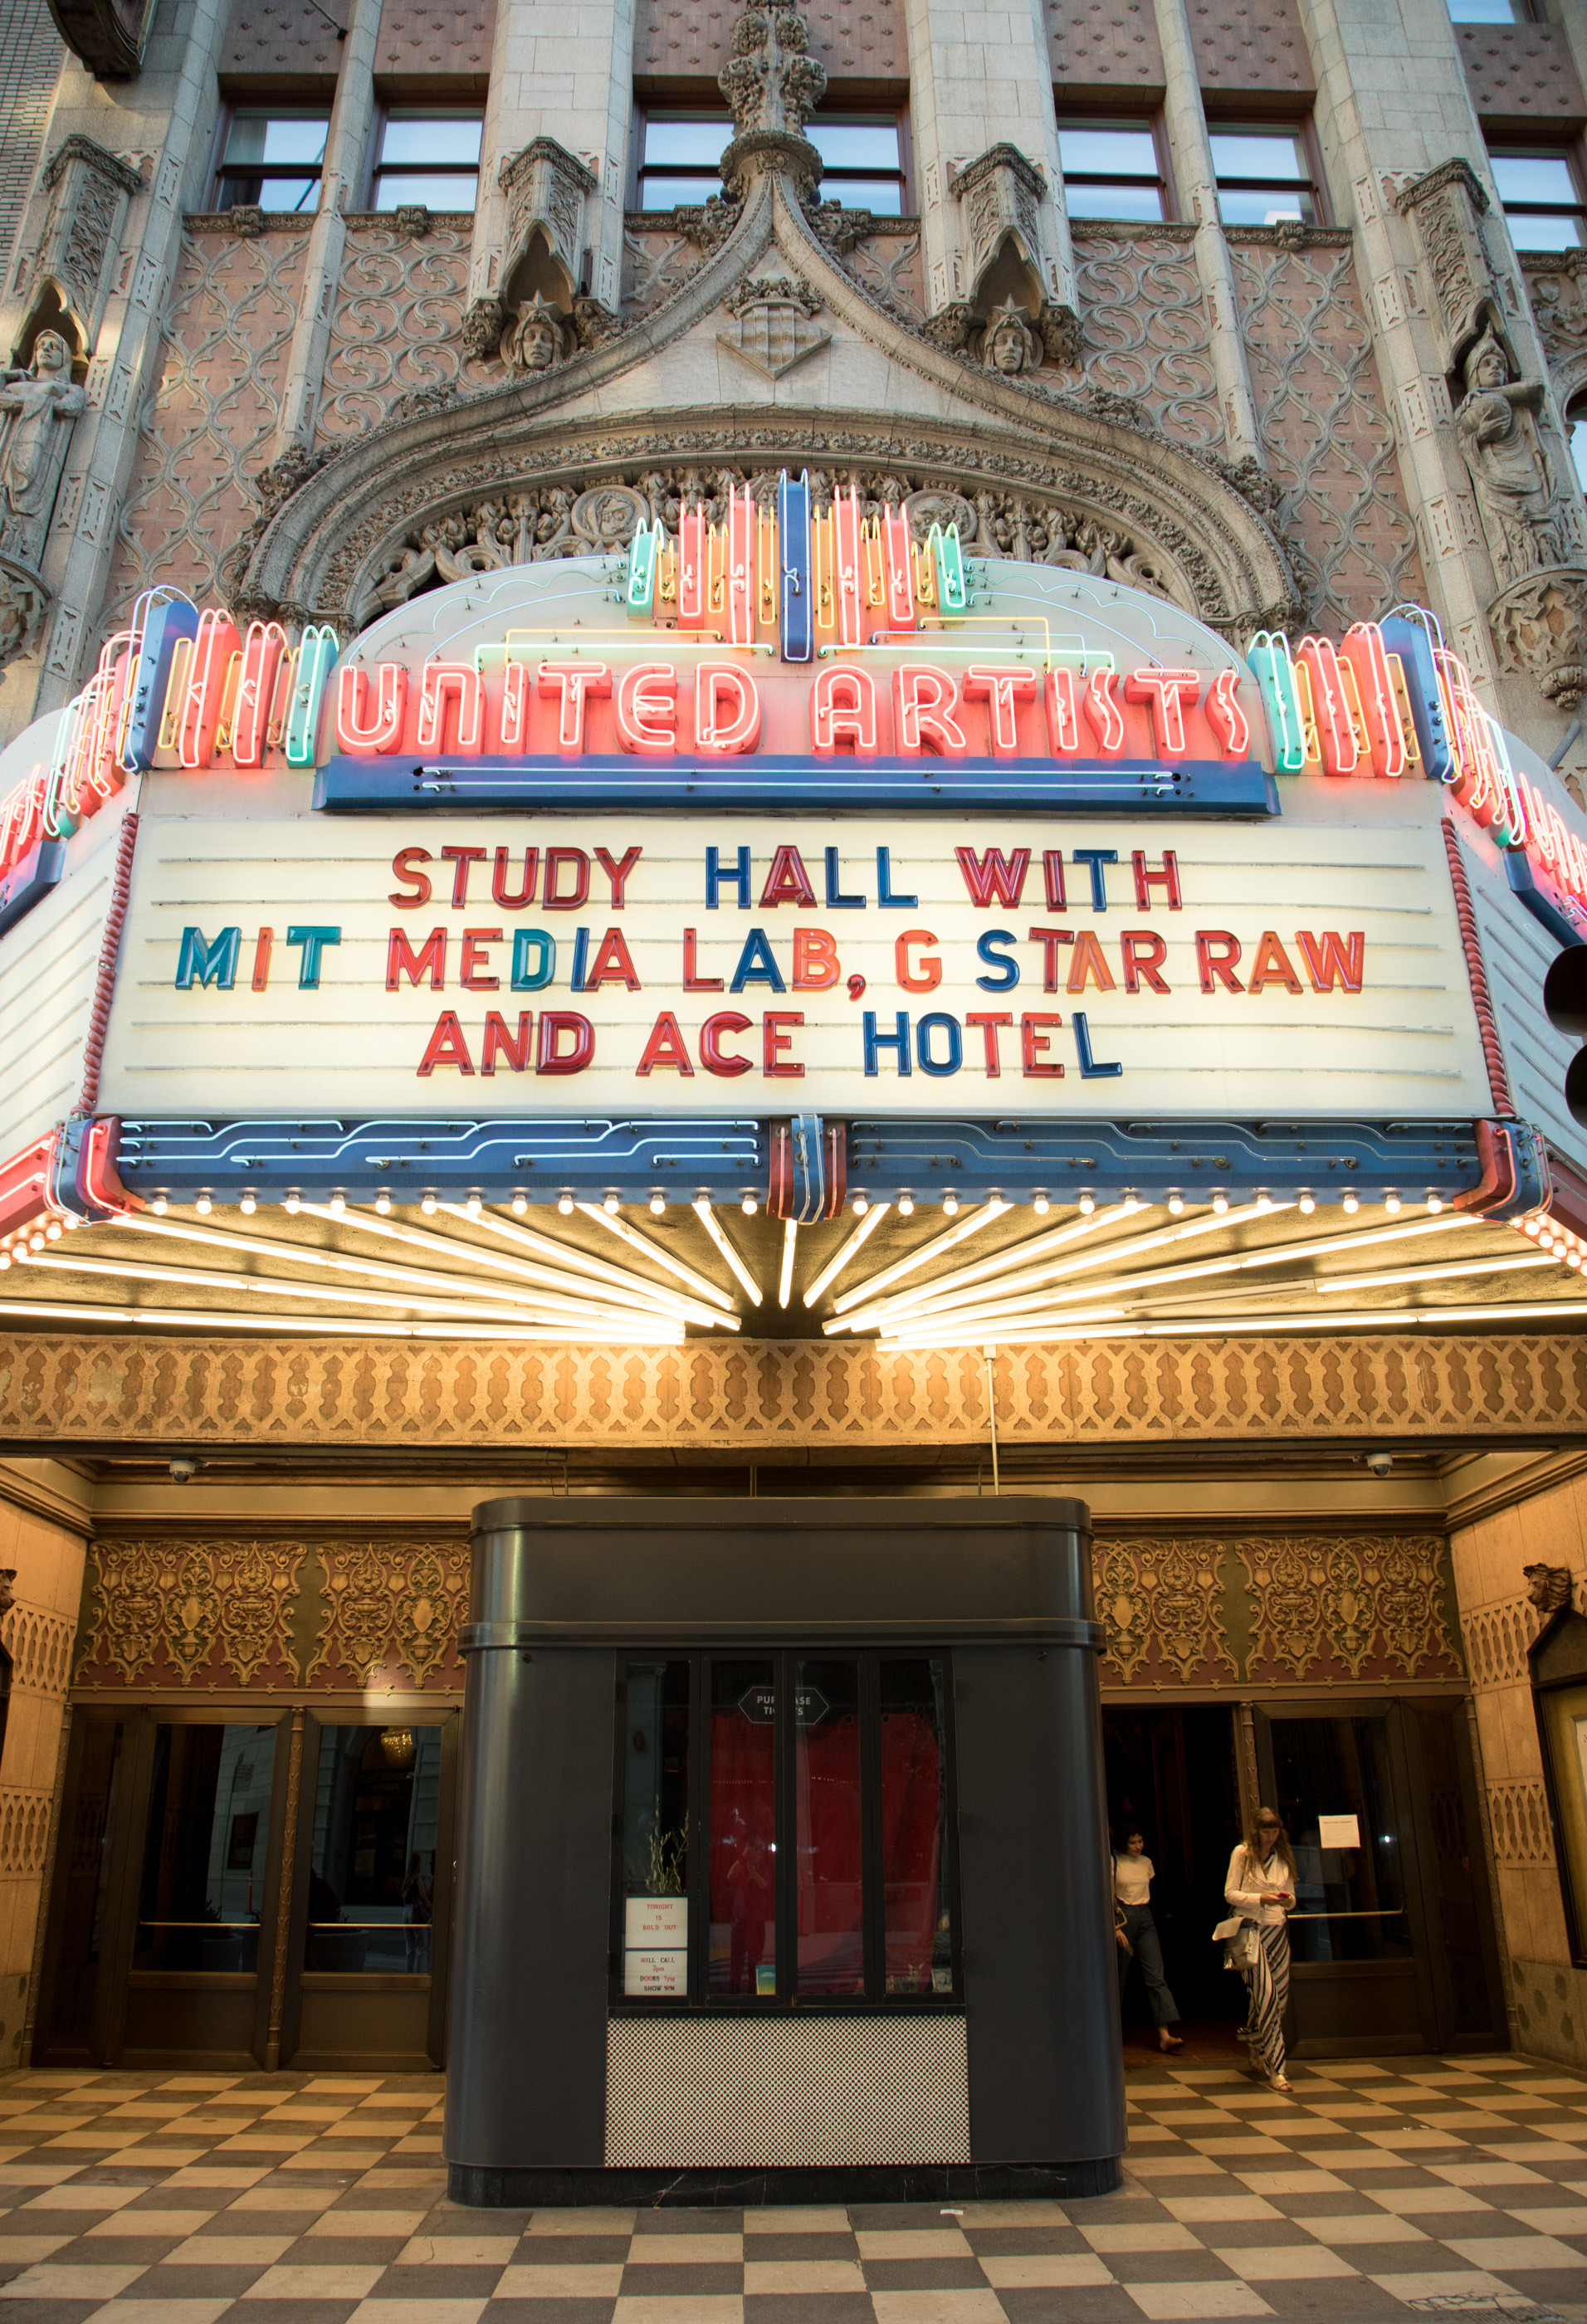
[{"xmin": 445, "ymin": 1494, "xmax": 1124, "ymax": 2204}]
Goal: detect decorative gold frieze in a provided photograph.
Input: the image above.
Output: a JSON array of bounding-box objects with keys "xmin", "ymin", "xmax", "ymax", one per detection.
[
  {"xmin": 1240, "ymin": 1535, "xmax": 1459, "ymax": 1682},
  {"xmin": 304, "ymin": 1541, "xmax": 469, "ymax": 1690},
  {"xmin": 77, "ymin": 1538, "xmax": 303, "ymax": 1687}
]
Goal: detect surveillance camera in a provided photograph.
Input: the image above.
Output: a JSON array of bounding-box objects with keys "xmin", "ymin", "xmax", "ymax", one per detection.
[
  {"xmin": 168, "ymin": 1456, "xmax": 198, "ymax": 1485},
  {"xmin": 1365, "ymin": 1451, "xmax": 1393, "ymax": 1478}
]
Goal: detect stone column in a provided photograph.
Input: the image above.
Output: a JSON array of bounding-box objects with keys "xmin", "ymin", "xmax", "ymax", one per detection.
[
  {"xmin": 467, "ymin": 0, "xmax": 634, "ymax": 345},
  {"xmin": 1149, "ymin": 0, "xmax": 1263, "ymax": 460},
  {"xmin": 4, "ymin": 0, "xmax": 234, "ymax": 720},
  {"xmin": 1301, "ymin": 0, "xmax": 1587, "ymax": 745},
  {"xmin": 902, "ymin": 0, "xmax": 1077, "ymax": 337},
  {"xmin": 268, "ymin": 0, "xmax": 383, "ymax": 461}
]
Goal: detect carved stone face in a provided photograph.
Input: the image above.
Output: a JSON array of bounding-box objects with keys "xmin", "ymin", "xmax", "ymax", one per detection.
[
  {"xmin": 1467, "ymin": 339, "xmax": 1510, "ymax": 394},
  {"xmin": 1523, "ymin": 1560, "xmax": 1570, "ymax": 1613},
  {"xmin": 988, "ymin": 320, "xmax": 1029, "ymax": 376},
  {"xmin": 515, "ymin": 315, "xmax": 558, "ymax": 372},
  {"xmin": 32, "ymin": 332, "xmax": 69, "ymax": 378}
]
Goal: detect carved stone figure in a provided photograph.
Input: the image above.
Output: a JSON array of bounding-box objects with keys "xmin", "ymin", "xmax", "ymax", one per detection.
[
  {"xmin": 718, "ymin": 4, "xmax": 826, "ymax": 196},
  {"xmin": 461, "ymin": 295, "xmax": 505, "ymax": 360},
  {"xmin": 1455, "ymin": 331, "xmax": 1578, "ymax": 588},
  {"xmin": 15, "ymin": 135, "xmax": 144, "ymax": 359},
  {"xmin": 502, "ymin": 292, "xmax": 571, "ymax": 374},
  {"xmin": 1523, "ymin": 1561, "xmax": 1574, "ymax": 1614},
  {"xmin": 0, "ymin": 333, "xmax": 85, "ymax": 564},
  {"xmin": 980, "ymin": 298, "xmax": 1043, "ymax": 378}
]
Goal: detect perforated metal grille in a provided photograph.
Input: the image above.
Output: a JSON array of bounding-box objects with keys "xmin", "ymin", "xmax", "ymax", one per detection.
[{"xmin": 604, "ymin": 2014, "xmax": 970, "ymax": 2167}]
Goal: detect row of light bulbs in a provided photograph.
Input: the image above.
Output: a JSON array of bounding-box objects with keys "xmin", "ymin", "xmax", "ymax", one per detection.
[
  {"xmin": 1520, "ymin": 1212, "xmax": 1587, "ymax": 1269},
  {"xmin": 118, "ymin": 1185, "xmax": 1445, "ymax": 1228}
]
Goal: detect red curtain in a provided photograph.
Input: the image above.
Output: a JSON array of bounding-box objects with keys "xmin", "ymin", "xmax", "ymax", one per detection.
[
  {"xmin": 881, "ymin": 1711, "xmax": 941, "ymax": 1988},
  {"xmin": 709, "ymin": 1711, "xmax": 774, "ymax": 1992}
]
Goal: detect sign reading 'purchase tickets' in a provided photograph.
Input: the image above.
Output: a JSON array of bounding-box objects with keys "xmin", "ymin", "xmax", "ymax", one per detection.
[{"xmin": 96, "ymin": 816, "xmax": 1492, "ymax": 1120}]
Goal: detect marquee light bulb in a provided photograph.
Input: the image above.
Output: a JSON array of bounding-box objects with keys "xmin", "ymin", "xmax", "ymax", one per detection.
[
  {"xmin": 0, "ymin": 1254, "xmax": 11, "ymax": 1272},
  {"xmin": 194, "ymin": 1194, "xmax": 211, "ymax": 1215},
  {"xmin": 1298, "ymin": 1194, "xmax": 1316, "ymax": 1215},
  {"xmin": 897, "ymin": 1194, "xmax": 914, "ymax": 1216},
  {"xmin": 740, "ymin": 1194, "xmax": 756, "ymax": 1215},
  {"xmin": 1342, "ymin": 1193, "xmax": 1360, "ymax": 1213},
  {"xmin": 1426, "ymin": 1194, "xmax": 1443, "ymax": 1213},
  {"xmin": 421, "ymin": 1192, "xmax": 437, "ymax": 1215},
  {"xmin": 603, "ymin": 1194, "xmax": 620, "ymax": 1214},
  {"xmin": 1254, "ymin": 1194, "xmax": 1273, "ymax": 1213},
  {"xmin": 558, "ymin": 1191, "xmax": 574, "ymax": 1215},
  {"xmin": 374, "ymin": 1191, "xmax": 391, "ymax": 1215},
  {"xmin": 853, "ymin": 1194, "xmax": 868, "ymax": 1215},
  {"xmin": 152, "ymin": 1195, "xmax": 168, "ymax": 1215},
  {"xmin": 943, "ymin": 1194, "xmax": 959, "ymax": 1215},
  {"xmin": 329, "ymin": 1192, "xmax": 345, "ymax": 1213},
  {"xmin": 1211, "ymin": 1193, "xmax": 1229, "ymax": 1214},
  {"xmin": 28, "ymin": 1233, "xmax": 43, "ymax": 1251},
  {"xmin": 1078, "ymin": 1193, "xmax": 1096, "ymax": 1215},
  {"xmin": 649, "ymin": 1193, "xmax": 665, "ymax": 1216},
  {"xmin": 1384, "ymin": 1194, "xmax": 1402, "ymax": 1214},
  {"xmin": 1523, "ymin": 1216, "xmax": 1543, "ymax": 1236},
  {"xmin": 43, "ymin": 1221, "xmax": 61, "ymax": 1241},
  {"xmin": 239, "ymin": 1190, "xmax": 256, "ymax": 1215},
  {"xmin": 1034, "ymin": 1194, "xmax": 1050, "ymax": 1215},
  {"xmin": 1122, "ymin": 1195, "xmax": 1140, "ymax": 1214},
  {"xmin": 466, "ymin": 1194, "xmax": 483, "ymax": 1217},
  {"xmin": 63, "ymin": 1213, "xmax": 81, "ymax": 1228},
  {"xmin": 1167, "ymin": 1194, "xmax": 1184, "ymax": 1216},
  {"xmin": 512, "ymin": 1192, "xmax": 529, "ymax": 1216}
]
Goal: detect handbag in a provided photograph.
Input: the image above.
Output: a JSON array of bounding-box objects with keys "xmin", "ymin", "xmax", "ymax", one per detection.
[{"xmin": 1213, "ymin": 1912, "xmax": 1257, "ymax": 1970}]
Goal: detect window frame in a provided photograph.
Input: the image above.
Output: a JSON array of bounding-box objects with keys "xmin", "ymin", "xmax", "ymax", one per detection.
[
  {"xmin": 1488, "ymin": 140, "xmax": 1587, "ymax": 253},
  {"xmin": 364, "ymin": 101, "xmax": 485, "ymax": 215},
  {"xmin": 631, "ymin": 101, "xmax": 912, "ymax": 215},
  {"xmin": 1056, "ymin": 111, "xmax": 1174, "ymax": 226},
  {"xmin": 609, "ymin": 1646, "xmax": 964, "ymax": 2015},
  {"xmin": 1207, "ymin": 115, "xmax": 1329, "ymax": 230},
  {"xmin": 211, "ymin": 102, "xmax": 331, "ymax": 215}
]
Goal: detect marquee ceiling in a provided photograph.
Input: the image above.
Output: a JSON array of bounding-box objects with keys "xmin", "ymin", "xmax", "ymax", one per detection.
[{"xmin": 1, "ymin": 1190, "xmax": 1581, "ymax": 1346}]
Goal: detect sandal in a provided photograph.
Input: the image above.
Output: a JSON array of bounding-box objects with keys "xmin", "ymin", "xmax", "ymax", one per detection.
[
  {"xmin": 1269, "ymin": 2072, "xmax": 1292, "ymax": 2092},
  {"xmin": 1159, "ymin": 2032, "xmax": 1184, "ymax": 2051}
]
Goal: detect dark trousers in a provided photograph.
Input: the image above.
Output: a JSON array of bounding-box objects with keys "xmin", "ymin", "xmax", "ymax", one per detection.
[{"xmin": 1116, "ymin": 1902, "xmax": 1180, "ymax": 2027}]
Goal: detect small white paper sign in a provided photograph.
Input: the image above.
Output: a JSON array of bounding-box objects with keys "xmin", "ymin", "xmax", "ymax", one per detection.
[
  {"xmin": 1317, "ymin": 1814, "xmax": 1360, "ymax": 1848},
  {"xmin": 626, "ymin": 1897, "xmax": 687, "ymax": 1946},
  {"xmin": 623, "ymin": 1948, "xmax": 688, "ymax": 1995}
]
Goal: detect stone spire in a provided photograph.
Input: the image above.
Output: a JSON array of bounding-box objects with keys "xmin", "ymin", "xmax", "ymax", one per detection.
[{"xmin": 718, "ymin": 6, "xmax": 828, "ymax": 200}]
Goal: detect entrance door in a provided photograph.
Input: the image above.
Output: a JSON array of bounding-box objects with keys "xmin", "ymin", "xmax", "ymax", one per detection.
[
  {"xmin": 1102, "ymin": 1705, "xmax": 1246, "ymax": 2040},
  {"xmin": 1254, "ymin": 1699, "xmax": 1502, "ymax": 2056},
  {"xmin": 37, "ymin": 1711, "xmax": 292, "ymax": 2069},
  {"xmin": 281, "ymin": 1715, "xmax": 457, "ymax": 2072},
  {"xmin": 37, "ymin": 1706, "xmax": 459, "ymax": 2071}
]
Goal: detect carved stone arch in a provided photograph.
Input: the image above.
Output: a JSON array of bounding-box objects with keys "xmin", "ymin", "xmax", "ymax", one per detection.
[{"xmin": 233, "ymin": 168, "xmax": 1301, "ymax": 639}]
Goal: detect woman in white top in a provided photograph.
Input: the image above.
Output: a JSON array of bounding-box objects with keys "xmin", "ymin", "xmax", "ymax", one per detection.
[
  {"xmin": 1113, "ymin": 1828, "xmax": 1184, "ymax": 2053},
  {"xmin": 1224, "ymin": 1806, "xmax": 1296, "ymax": 2092}
]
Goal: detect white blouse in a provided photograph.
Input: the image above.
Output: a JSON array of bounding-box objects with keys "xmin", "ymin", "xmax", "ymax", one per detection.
[
  {"xmin": 1114, "ymin": 1853, "xmax": 1154, "ymax": 1906},
  {"xmin": 1224, "ymin": 1843, "xmax": 1293, "ymax": 1927}
]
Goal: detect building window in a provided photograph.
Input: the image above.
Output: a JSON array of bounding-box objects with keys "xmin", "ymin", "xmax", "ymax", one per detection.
[
  {"xmin": 1569, "ymin": 400, "xmax": 1587, "ymax": 497},
  {"xmin": 305, "ymin": 1724, "xmax": 442, "ymax": 1974},
  {"xmin": 1209, "ymin": 125, "xmax": 1318, "ymax": 227},
  {"xmin": 1057, "ymin": 120, "xmax": 1166, "ymax": 222},
  {"xmin": 134, "ymin": 1723, "xmax": 276, "ymax": 1974},
  {"xmin": 1448, "ymin": 2, "xmax": 1536, "ymax": 20},
  {"xmin": 214, "ymin": 109, "xmax": 330, "ymax": 212},
  {"xmin": 370, "ymin": 108, "xmax": 483, "ymax": 212},
  {"xmin": 636, "ymin": 110, "xmax": 906, "ymax": 213},
  {"xmin": 616, "ymin": 1651, "xmax": 959, "ymax": 2007},
  {"xmin": 1489, "ymin": 148, "xmax": 1587, "ymax": 251}
]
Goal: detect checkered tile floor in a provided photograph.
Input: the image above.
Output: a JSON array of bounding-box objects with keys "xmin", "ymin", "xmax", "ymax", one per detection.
[{"xmin": 0, "ymin": 2053, "xmax": 1581, "ymax": 2322}]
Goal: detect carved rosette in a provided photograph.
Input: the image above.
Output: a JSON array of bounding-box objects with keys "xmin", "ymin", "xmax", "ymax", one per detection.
[{"xmin": 1491, "ymin": 565, "xmax": 1587, "ymax": 707}]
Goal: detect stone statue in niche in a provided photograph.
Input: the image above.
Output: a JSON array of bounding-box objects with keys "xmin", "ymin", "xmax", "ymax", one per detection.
[
  {"xmin": 501, "ymin": 292, "xmax": 571, "ymax": 374},
  {"xmin": 0, "ymin": 333, "xmax": 85, "ymax": 564},
  {"xmin": 979, "ymin": 297, "xmax": 1043, "ymax": 379},
  {"xmin": 1523, "ymin": 1561, "xmax": 1575, "ymax": 1614},
  {"xmin": 1455, "ymin": 330, "xmax": 1578, "ymax": 587}
]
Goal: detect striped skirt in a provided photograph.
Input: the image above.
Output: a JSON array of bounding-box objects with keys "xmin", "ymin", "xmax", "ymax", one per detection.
[{"xmin": 1242, "ymin": 1919, "xmax": 1291, "ymax": 2081}]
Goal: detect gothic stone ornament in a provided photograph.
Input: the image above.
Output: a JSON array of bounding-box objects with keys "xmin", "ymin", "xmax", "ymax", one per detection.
[
  {"xmin": 45, "ymin": 0, "xmax": 157, "ymax": 79},
  {"xmin": 252, "ymin": 441, "xmax": 326, "ymax": 515},
  {"xmin": 0, "ymin": 333, "xmax": 85, "ymax": 567},
  {"xmin": 16, "ymin": 134, "xmax": 144, "ymax": 358},
  {"xmin": 719, "ymin": 4, "xmax": 827, "ymax": 198},
  {"xmin": 979, "ymin": 297, "xmax": 1044, "ymax": 379},
  {"xmin": 1397, "ymin": 157, "xmax": 1499, "ymax": 377},
  {"xmin": 1524, "ymin": 1560, "xmax": 1575, "ymax": 1614},
  {"xmin": 502, "ymin": 291, "xmax": 573, "ymax": 374},
  {"xmin": 1456, "ymin": 329, "xmax": 1586, "ymax": 588},
  {"xmin": 461, "ymin": 295, "xmax": 505, "ymax": 360},
  {"xmin": 499, "ymin": 136, "xmax": 597, "ymax": 304},
  {"xmin": 720, "ymin": 275, "xmax": 830, "ymax": 379},
  {"xmin": 951, "ymin": 144, "xmax": 1047, "ymax": 289},
  {"xmin": 1491, "ymin": 566, "xmax": 1587, "ymax": 708}
]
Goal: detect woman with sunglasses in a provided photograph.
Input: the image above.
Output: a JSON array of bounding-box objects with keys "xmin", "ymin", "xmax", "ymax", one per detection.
[{"xmin": 1224, "ymin": 1807, "xmax": 1296, "ymax": 2092}]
